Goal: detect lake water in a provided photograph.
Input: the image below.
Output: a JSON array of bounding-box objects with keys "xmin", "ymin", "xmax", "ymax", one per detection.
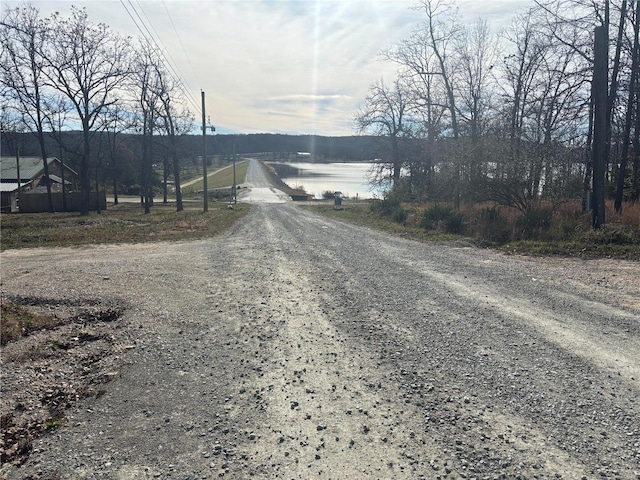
[{"xmin": 269, "ymin": 162, "xmax": 388, "ymax": 199}]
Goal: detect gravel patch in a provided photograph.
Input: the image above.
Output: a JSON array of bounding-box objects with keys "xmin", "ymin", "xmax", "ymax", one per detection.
[{"xmin": 1, "ymin": 203, "xmax": 639, "ymax": 479}]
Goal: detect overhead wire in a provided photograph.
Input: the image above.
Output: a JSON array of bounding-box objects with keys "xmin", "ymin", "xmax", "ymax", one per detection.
[
  {"xmin": 156, "ymin": 1, "xmax": 224, "ymax": 129},
  {"xmin": 134, "ymin": 0, "xmax": 202, "ymax": 114},
  {"xmin": 118, "ymin": 0, "xmax": 204, "ymax": 118},
  {"xmin": 131, "ymin": 0, "xmax": 201, "ymax": 115},
  {"xmin": 161, "ymin": 1, "xmax": 199, "ymax": 89},
  {"xmin": 136, "ymin": 0, "xmax": 224, "ymax": 130}
]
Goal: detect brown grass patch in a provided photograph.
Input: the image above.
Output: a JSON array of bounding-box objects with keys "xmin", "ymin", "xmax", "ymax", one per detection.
[
  {"xmin": 0, "ymin": 202, "xmax": 250, "ymax": 250},
  {"xmin": 1, "ymin": 302, "xmax": 63, "ymax": 346}
]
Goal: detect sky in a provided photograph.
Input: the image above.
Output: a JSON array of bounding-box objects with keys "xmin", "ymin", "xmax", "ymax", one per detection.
[{"xmin": 5, "ymin": 0, "xmax": 532, "ymax": 136}]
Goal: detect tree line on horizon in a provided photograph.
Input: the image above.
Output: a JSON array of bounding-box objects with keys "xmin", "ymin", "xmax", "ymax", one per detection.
[{"xmin": 356, "ymin": 0, "xmax": 639, "ymax": 228}]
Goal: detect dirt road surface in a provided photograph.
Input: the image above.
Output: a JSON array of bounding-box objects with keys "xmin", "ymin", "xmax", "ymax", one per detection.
[{"xmin": 1, "ymin": 161, "xmax": 639, "ymax": 479}]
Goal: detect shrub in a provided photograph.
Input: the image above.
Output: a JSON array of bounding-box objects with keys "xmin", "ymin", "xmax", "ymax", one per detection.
[
  {"xmin": 580, "ymin": 225, "xmax": 639, "ymax": 245},
  {"xmin": 420, "ymin": 205, "xmax": 454, "ymax": 230},
  {"xmin": 480, "ymin": 206, "xmax": 501, "ymax": 222},
  {"xmin": 473, "ymin": 206, "xmax": 511, "ymax": 244},
  {"xmin": 515, "ymin": 207, "xmax": 553, "ymax": 240},
  {"xmin": 517, "ymin": 208, "xmax": 553, "ymax": 229},
  {"xmin": 392, "ymin": 207, "xmax": 408, "ymax": 224},
  {"xmin": 322, "ymin": 190, "xmax": 336, "ymax": 200},
  {"xmin": 370, "ymin": 198, "xmax": 408, "ymax": 224},
  {"xmin": 444, "ymin": 212, "xmax": 465, "ymax": 233},
  {"xmin": 370, "ymin": 198, "xmax": 402, "ymax": 217},
  {"xmin": 552, "ymin": 208, "xmax": 584, "ymax": 240}
]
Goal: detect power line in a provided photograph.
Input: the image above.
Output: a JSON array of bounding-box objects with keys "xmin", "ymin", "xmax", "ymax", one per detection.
[
  {"xmin": 156, "ymin": 1, "xmax": 223, "ymax": 129},
  {"xmin": 130, "ymin": 0, "xmax": 199, "ymax": 112},
  {"xmin": 119, "ymin": 0, "xmax": 202, "ymax": 116},
  {"xmin": 135, "ymin": 0, "xmax": 201, "ymax": 113},
  {"xmin": 162, "ymin": 0, "xmax": 199, "ymax": 87}
]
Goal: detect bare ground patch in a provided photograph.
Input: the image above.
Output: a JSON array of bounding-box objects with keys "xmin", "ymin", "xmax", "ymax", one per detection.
[{"xmin": 0, "ymin": 296, "xmax": 127, "ymax": 468}]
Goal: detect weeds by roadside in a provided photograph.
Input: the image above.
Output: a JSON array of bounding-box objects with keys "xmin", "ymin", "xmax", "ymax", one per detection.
[
  {"xmin": 1, "ymin": 302, "xmax": 63, "ymax": 346},
  {"xmin": 0, "ymin": 202, "xmax": 249, "ymax": 250},
  {"xmin": 311, "ymin": 199, "xmax": 640, "ymax": 259}
]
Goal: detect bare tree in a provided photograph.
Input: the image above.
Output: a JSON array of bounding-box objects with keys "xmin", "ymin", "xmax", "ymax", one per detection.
[
  {"xmin": 384, "ymin": 30, "xmax": 448, "ymax": 200},
  {"xmin": 44, "ymin": 95, "xmax": 74, "ymax": 211},
  {"xmin": 615, "ymin": 0, "xmax": 640, "ymax": 212},
  {"xmin": 355, "ymin": 77, "xmax": 413, "ymax": 186},
  {"xmin": 455, "ymin": 18, "xmax": 497, "ymax": 199},
  {"xmin": 1, "ymin": 5, "xmax": 54, "ymax": 212},
  {"xmin": 632, "ymin": 79, "xmax": 640, "ymax": 202},
  {"xmin": 355, "ymin": 0, "xmax": 639, "ymax": 218},
  {"xmin": 131, "ymin": 41, "xmax": 164, "ymax": 214},
  {"xmin": 43, "ymin": 7, "xmax": 131, "ymax": 215},
  {"xmin": 154, "ymin": 63, "xmax": 193, "ymax": 212},
  {"xmin": 456, "ymin": 19, "xmax": 496, "ymax": 139},
  {"xmin": 98, "ymin": 105, "xmax": 133, "ymax": 206},
  {"xmin": 414, "ymin": 0, "xmax": 461, "ymax": 139}
]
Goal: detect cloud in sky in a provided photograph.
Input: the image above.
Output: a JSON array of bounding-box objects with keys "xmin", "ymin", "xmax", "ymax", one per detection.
[{"xmin": 8, "ymin": 0, "xmax": 530, "ymax": 136}]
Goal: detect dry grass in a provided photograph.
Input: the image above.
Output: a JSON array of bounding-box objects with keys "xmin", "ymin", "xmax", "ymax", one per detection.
[
  {"xmin": 606, "ymin": 201, "xmax": 640, "ymax": 227},
  {"xmin": 0, "ymin": 302, "xmax": 62, "ymax": 346},
  {"xmin": 311, "ymin": 198, "xmax": 640, "ymax": 259},
  {"xmin": 0, "ymin": 202, "xmax": 249, "ymax": 250},
  {"xmin": 181, "ymin": 160, "xmax": 249, "ymax": 193}
]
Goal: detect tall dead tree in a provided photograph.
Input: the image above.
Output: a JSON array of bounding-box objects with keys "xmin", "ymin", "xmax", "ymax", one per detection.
[
  {"xmin": 418, "ymin": 0, "xmax": 462, "ymax": 207},
  {"xmin": 355, "ymin": 77, "xmax": 412, "ymax": 185},
  {"xmin": 592, "ymin": 25, "xmax": 609, "ymax": 229},
  {"xmin": 132, "ymin": 42, "xmax": 164, "ymax": 214},
  {"xmin": 154, "ymin": 63, "xmax": 191, "ymax": 212}
]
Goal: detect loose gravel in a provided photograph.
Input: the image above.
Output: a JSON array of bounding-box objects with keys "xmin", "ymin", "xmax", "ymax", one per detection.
[{"xmin": 1, "ymin": 200, "xmax": 639, "ymax": 479}]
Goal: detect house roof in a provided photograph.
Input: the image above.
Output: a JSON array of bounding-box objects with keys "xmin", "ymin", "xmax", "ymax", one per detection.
[
  {"xmin": 0, "ymin": 182, "xmax": 29, "ymax": 193},
  {"xmin": 0, "ymin": 156, "xmax": 78, "ymax": 182},
  {"xmin": 48, "ymin": 174, "xmax": 71, "ymax": 185}
]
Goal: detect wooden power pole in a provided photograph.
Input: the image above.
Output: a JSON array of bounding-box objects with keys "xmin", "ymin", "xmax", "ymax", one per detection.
[{"xmin": 202, "ymin": 90, "xmax": 208, "ymax": 213}]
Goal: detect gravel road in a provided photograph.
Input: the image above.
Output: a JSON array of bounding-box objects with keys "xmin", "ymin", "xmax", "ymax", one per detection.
[{"xmin": 1, "ymin": 162, "xmax": 639, "ymax": 480}]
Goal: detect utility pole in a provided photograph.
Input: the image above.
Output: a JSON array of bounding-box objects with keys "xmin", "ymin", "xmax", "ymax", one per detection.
[
  {"xmin": 16, "ymin": 150, "xmax": 21, "ymax": 212},
  {"xmin": 201, "ymin": 91, "xmax": 216, "ymax": 212},
  {"xmin": 202, "ymin": 91, "xmax": 208, "ymax": 212},
  {"xmin": 232, "ymin": 143, "xmax": 237, "ymax": 205}
]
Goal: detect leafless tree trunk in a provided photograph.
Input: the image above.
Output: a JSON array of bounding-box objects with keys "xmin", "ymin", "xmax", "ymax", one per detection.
[
  {"xmin": 455, "ymin": 18, "xmax": 497, "ymax": 199},
  {"xmin": 154, "ymin": 65, "xmax": 192, "ymax": 212},
  {"xmin": 417, "ymin": 0, "xmax": 462, "ymax": 207},
  {"xmin": 592, "ymin": 25, "xmax": 609, "ymax": 229},
  {"xmin": 614, "ymin": 1, "xmax": 639, "ymax": 212},
  {"xmin": 632, "ymin": 83, "xmax": 640, "ymax": 202},
  {"xmin": 132, "ymin": 42, "xmax": 164, "ymax": 214},
  {"xmin": 43, "ymin": 7, "xmax": 130, "ymax": 215},
  {"xmin": 1, "ymin": 5, "xmax": 54, "ymax": 212},
  {"xmin": 44, "ymin": 97, "xmax": 73, "ymax": 211},
  {"xmin": 99, "ymin": 105, "xmax": 132, "ymax": 206}
]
